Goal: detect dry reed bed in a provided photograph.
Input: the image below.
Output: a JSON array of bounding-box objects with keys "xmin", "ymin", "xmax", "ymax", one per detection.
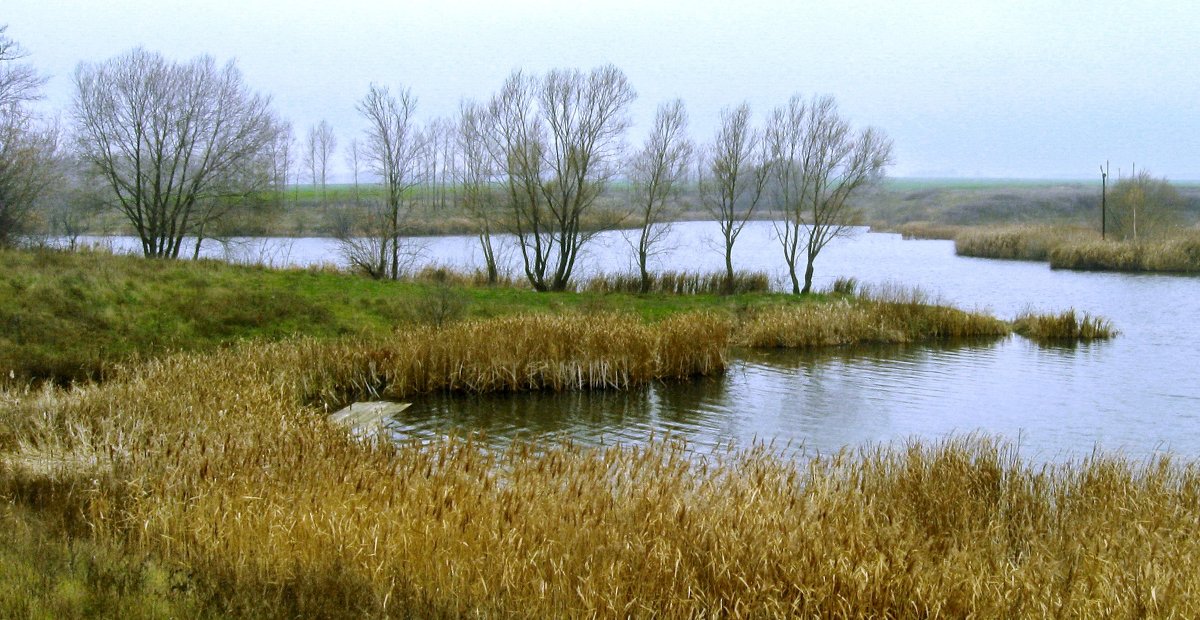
[
  {"xmin": 1049, "ymin": 236, "xmax": 1200, "ymax": 272},
  {"xmin": 955, "ymin": 225, "xmax": 1095, "ymax": 261},
  {"xmin": 1013, "ymin": 309, "xmax": 1117, "ymax": 342},
  {"xmin": 581, "ymin": 270, "xmax": 772, "ymax": 295},
  {"xmin": 3, "ymin": 307, "xmax": 1146, "ymax": 616},
  {"xmin": 891, "ymin": 221, "xmax": 967, "ymax": 240},
  {"xmin": 6, "ymin": 376, "xmax": 1200, "ymax": 618},
  {"xmin": 738, "ymin": 295, "xmax": 1010, "ymax": 348},
  {"xmin": 954, "ymin": 225, "xmax": 1200, "ymax": 273}
]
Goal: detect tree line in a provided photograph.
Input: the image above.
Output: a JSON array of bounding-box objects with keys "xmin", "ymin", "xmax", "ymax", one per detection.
[{"xmin": 3, "ymin": 30, "xmax": 905, "ymax": 294}]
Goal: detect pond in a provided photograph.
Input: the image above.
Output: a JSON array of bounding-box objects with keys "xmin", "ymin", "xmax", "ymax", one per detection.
[{"xmin": 78, "ymin": 222, "xmax": 1200, "ymax": 460}]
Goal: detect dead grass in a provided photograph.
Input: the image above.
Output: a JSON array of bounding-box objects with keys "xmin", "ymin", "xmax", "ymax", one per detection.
[
  {"xmin": 1013, "ymin": 309, "xmax": 1118, "ymax": 342},
  {"xmin": 581, "ymin": 270, "xmax": 772, "ymax": 295},
  {"xmin": 4, "ymin": 367, "xmax": 1198, "ymax": 618},
  {"xmin": 955, "ymin": 225, "xmax": 1095, "ymax": 261},
  {"xmin": 891, "ymin": 221, "xmax": 967, "ymax": 240},
  {"xmin": 1049, "ymin": 234, "xmax": 1200, "ymax": 272},
  {"xmin": 738, "ymin": 285, "xmax": 1009, "ymax": 348}
]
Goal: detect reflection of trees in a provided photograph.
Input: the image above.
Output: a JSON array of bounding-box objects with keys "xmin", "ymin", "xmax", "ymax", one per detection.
[
  {"xmin": 736, "ymin": 339, "xmax": 1005, "ymax": 371},
  {"xmin": 652, "ymin": 376, "xmax": 731, "ymax": 427},
  {"xmin": 399, "ymin": 388, "xmax": 659, "ymax": 447}
]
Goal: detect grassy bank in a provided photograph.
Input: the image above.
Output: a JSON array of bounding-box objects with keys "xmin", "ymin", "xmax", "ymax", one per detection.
[{"xmin": 2, "ymin": 248, "xmax": 1032, "ymax": 385}]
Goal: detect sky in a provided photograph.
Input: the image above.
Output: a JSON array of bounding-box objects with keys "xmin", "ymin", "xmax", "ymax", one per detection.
[{"xmin": 5, "ymin": 0, "xmax": 1200, "ymax": 180}]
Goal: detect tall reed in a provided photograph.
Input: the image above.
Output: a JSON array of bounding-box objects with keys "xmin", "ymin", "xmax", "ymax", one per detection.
[
  {"xmin": 581, "ymin": 270, "xmax": 772, "ymax": 295},
  {"xmin": 6, "ymin": 382, "xmax": 1200, "ymax": 618},
  {"xmin": 1050, "ymin": 235, "xmax": 1200, "ymax": 272},
  {"xmin": 738, "ymin": 291, "xmax": 1009, "ymax": 348},
  {"xmin": 1013, "ymin": 309, "xmax": 1117, "ymax": 341},
  {"xmin": 955, "ymin": 225, "xmax": 1092, "ymax": 261}
]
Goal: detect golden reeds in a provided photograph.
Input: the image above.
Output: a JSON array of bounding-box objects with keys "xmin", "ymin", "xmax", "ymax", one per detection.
[
  {"xmin": 954, "ymin": 225, "xmax": 1200, "ymax": 273},
  {"xmin": 1049, "ymin": 235, "xmax": 1200, "ymax": 272},
  {"xmin": 2, "ymin": 277, "xmax": 1144, "ymax": 615},
  {"xmin": 1013, "ymin": 309, "xmax": 1117, "ymax": 341},
  {"xmin": 955, "ymin": 225, "xmax": 1093, "ymax": 261},
  {"xmin": 892, "ymin": 221, "xmax": 966, "ymax": 240},
  {"xmin": 581, "ymin": 270, "xmax": 772, "ymax": 295},
  {"xmin": 6, "ymin": 376, "xmax": 1200, "ymax": 618},
  {"xmin": 737, "ymin": 293, "xmax": 1009, "ymax": 348}
]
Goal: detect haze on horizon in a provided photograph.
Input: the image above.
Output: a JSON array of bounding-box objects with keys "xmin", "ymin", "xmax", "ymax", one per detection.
[{"xmin": 6, "ymin": 0, "xmax": 1199, "ymax": 181}]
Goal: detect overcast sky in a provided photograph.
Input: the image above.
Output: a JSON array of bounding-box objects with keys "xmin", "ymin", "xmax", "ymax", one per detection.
[{"xmin": 6, "ymin": 0, "xmax": 1199, "ymax": 179}]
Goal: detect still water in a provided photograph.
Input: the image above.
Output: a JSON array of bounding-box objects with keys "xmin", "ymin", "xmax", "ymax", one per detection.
[{"xmin": 82, "ymin": 223, "xmax": 1200, "ymax": 460}]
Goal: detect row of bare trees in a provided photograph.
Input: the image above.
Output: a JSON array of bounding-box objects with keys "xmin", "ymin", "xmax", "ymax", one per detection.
[
  {"xmin": 9, "ymin": 25, "xmax": 895, "ymax": 294},
  {"xmin": 345, "ymin": 68, "xmax": 892, "ymax": 294}
]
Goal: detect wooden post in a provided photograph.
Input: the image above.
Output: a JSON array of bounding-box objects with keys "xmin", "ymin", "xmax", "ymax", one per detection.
[{"xmin": 1100, "ymin": 161, "xmax": 1108, "ymax": 240}]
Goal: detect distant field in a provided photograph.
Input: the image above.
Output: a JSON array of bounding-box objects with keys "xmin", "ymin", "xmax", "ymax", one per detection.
[{"xmin": 40, "ymin": 178, "xmax": 1200, "ymax": 240}]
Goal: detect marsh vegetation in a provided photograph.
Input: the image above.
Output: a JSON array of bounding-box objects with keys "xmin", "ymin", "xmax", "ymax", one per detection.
[{"xmin": 0, "ymin": 301, "xmax": 1180, "ymax": 617}]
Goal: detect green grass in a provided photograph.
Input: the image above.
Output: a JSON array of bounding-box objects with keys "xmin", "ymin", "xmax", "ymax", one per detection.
[
  {"xmin": 49, "ymin": 178, "xmax": 1200, "ymax": 241},
  {"xmin": 0, "ymin": 248, "xmax": 828, "ymax": 383},
  {"xmin": 0, "ymin": 501, "xmax": 209, "ymax": 619},
  {"xmin": 2, "ymin": 247, "xmax": 1120, "ymax": 386}
]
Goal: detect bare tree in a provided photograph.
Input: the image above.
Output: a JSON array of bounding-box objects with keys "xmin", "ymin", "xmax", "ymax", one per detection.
[
  {"xmin": 0, "ymin": 25, "xmax": 59, "ymax": 246},
  {"xmin": 457, "ymin": 100, "xmax": 502, "ymax": 283},
  {"xmin": 767, "ymin": 94, "xmax": 892, "ymax": 294},
  {"xmin": 344, "ymin": 137, "xmax": 362, "ymax": 205},
  {"xmin": 73, "ymin": 48, "xmax": 280, "ymax": 258},
  {"xmin": 488, "ymin": 65, "xmax": 635, "ymax": 291},
  {"xmin": 349, "ymin": 83, "xmax": 425, "ymax": 279},
  {"xmin": 267, "ymin": 120, "xmax": 294, "ymax": 205},
  {"xmin": 627, "ymin": 98, "xmax": 692, "ymax": 293},
  {"xmin": 421, "ymin": 116, "xmax": 455, "ymax": 213},
  {"xmin": 698, "ymin": 103, "xmax": 770, "ymax": 294},
  {"xmin": 305, "ymin": 119, "xmax": 336, "ymax": 205}
]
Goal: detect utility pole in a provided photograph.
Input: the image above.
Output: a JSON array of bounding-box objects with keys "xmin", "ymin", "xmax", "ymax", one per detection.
[{"xmin": 1100, "ymin": 161, "xmax": 1108, "ymax": 240}]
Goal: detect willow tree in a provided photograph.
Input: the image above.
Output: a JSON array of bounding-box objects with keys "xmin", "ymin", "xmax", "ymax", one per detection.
[
  {"xmin": 698, "ymin": 103, "xmax": 770, "ymax": 294},
  {"xmin": 488, "ymin": 65, "xmax": 635, "ymax": 291},
  {"xmin": 347, "ymin": 84, "xmax": 425, "ymax": 279},
  {"xmin": 767, "ymin": 94, "xmax": 892, "ymax": 294},
  {"xmin": 0, "ymin": 25, "xmax": 59, "ymax": 246},
  {"xmin": 73, "ymin": 48, "xmax": 280, "ymax": 258},
  {"xmin": 456, "ymin": 100, "xmax": 502, "ymax": 283},
  {"xmin": 628, "ymin": 98, "xmax": 692, "ymax": 293}
]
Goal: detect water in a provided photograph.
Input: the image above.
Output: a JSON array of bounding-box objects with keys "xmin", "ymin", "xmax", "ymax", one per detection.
[{"xmin": 75, "ymin": 223, "xmax": 1200, "ymax": 460}]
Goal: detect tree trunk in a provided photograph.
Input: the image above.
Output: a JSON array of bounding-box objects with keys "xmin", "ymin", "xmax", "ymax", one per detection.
[{"xmin": 724, "ymin": 251, "xmax": 735, "ymax": 295}]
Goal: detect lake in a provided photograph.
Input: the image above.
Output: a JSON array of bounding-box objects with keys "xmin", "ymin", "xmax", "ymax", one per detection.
[{"xmin": 78, "ymin": 222, "xmax": 1200, "ymax": 461}]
